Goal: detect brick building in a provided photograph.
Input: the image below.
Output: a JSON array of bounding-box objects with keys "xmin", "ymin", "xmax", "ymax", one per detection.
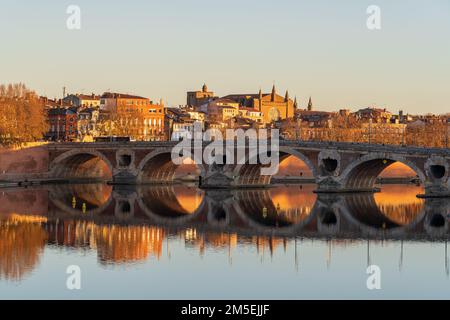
[
  {"xmin": 100, "ymin": 92, "xmax": 165, "ymax": 141},
  {"xmin": 46, "ymin": 107, "xmax": 78, "ymax": 141}
]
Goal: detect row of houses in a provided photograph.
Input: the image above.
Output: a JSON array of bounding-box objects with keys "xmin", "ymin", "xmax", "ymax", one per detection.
[
  {"xmin": 41, "ymin": 85, "xmax": 450, "ymax": 144},
  {"xmin": 43, "ymin": 92, "xmax": 166, "ymax": 142},
  {"xmin": 42, "ymin": 84, "xmax": 300, "ymax": 142}
]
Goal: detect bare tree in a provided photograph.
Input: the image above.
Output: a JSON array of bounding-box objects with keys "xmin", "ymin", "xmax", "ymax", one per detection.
[{"xmin": 97, "ymin": 107, "xmax": 146, "ymax": 140}]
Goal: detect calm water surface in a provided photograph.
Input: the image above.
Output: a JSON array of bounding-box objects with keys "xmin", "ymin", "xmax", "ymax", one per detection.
[{"xmin": 0, "ymin": 183, "xmax": 449, "ymax": 299}]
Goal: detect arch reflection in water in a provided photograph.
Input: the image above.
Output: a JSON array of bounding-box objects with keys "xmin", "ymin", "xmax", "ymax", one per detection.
[
  {"xmin": 49, "ymin": 183, "xmax": 113, "ymax": 214},
  {"xmin": 46, "ymin": 183, "xmax": 447, "ymax": 237},
  {"xmin": 234, "ymin": 185, "xmax": 317, "ymax": 229},
  {"xmin": 138, "ymin": 185, "xmax": 205, "ymax": 222},
  {"xmin": 0, "ymin": 184, "xmax": 449, "ymax": 281},
  {"xmin": 329, "ymin": 184, "xmax": 426, "ymax": 237},
  {"xmin": 373, "ymin": 184, "xmax": 425, "ymax": 226}
]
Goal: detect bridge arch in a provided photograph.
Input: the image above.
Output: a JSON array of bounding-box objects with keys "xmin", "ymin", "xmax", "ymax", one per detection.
[
  {"xmin": 136, "ymin": 148, "xmax": 206, "ymax": 184},
  {"xmin": 232, "ymin": 147, "xmax": 318, "ymax": 187},
  {"xmin": 232, "ymin": 188, "xmax": 317, "ymax": 235},
  {"xmin": 339, "ymin": 193, "xmax": 426, "ymax": 236},
  {"xmin": 136, "ymin": 185, "xmax": 207, "ymax": 225},
  {"xmin": 48, "ymin": 184, "xmax": 114, "ymax": 216},
  {"xmin": 49, "ymin": 149, "xmax": 114, "ymax": 181},
  {"xmin": 340, "ymin": 153, "xmax": 426, "ymax": 191}
]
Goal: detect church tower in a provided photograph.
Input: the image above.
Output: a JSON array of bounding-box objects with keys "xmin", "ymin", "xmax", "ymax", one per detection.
[
  {"xmin": 307, "ymin": 96, "xmax": 313, "ymax": 111},
  {"xmin": 258, "ymin": 88, "xmax": 263, "ymax": 111},
  {"xmin": 271, "ymin": 85, "xmax": 276, "ymax": 102},
  {"xmin": 284, "ymin": 90, "xmax": 290, "ymax": 118}
]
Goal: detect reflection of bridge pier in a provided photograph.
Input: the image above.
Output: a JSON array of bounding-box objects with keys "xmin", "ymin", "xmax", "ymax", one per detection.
[{"xmin": 423, "ymin": 198, "xmax": 449, "ymax": 237}]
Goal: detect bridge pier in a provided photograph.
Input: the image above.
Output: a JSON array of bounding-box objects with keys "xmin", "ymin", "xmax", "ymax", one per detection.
[
  {"xmin": 198, "ymin": 166, "xmax": 234, "ymax": 189},
  {"xmin": 111, "ymin": 169, "xmax": 138, "ymax": 185},
  {"xmin": 418, "ymin": 185, "xmax": 450, "ymax": 198},
  {"xmin": 314, "ymin": 175, "xmax": 381, "ymax": 194},
  {"xmin": 418, "ymin": 157, "xmax": 450, "ymax": 198}
]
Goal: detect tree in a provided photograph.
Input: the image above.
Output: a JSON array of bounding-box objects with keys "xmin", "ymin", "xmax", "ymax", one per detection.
[
  {"xmin": 0, "ymin": 83, "xmax": 48, "ymax": 147},
  {"xmin": 96, "ymin": 107, "xmax": 146, "ymax": 140}
]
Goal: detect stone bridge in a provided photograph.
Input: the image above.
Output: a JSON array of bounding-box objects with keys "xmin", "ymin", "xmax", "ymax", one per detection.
[{"xmin": 47, "ymin": 141, "xmax": 450, "ymax": 198}]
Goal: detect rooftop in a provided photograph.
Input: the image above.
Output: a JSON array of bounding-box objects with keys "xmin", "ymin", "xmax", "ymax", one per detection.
[{"xmin": 101, "ymin": 92, "xmax": 148, "ymax": 100}]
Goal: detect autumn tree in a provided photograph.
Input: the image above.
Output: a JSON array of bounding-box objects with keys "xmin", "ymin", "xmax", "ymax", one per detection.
[{"xmin": 0, "ymin": 83, "xmax": 48, "ymax": 147}]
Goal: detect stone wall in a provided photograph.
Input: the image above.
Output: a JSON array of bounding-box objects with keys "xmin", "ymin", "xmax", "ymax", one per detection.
[{"xmin": 0, "ymin": 144, "xmax": 49, "ymax": 181}]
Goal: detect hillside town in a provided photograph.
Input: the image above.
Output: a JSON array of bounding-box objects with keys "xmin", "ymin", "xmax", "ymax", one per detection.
[{"xmin": 1, "ymin": 83, "xmax": 449, "ymax": 148}]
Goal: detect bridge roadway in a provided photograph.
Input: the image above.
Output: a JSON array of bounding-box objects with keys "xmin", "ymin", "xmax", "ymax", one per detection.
[{"xmin": 47, "ymin": 140, "xmax": 450, "ymax": 198}]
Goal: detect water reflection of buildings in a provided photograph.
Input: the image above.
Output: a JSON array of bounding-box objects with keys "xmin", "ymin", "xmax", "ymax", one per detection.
[
  {"xmin": 0, "ymin": 215, "xmax": 47, "ymax": 281},
  {"xmin": 182, "ymin": 230, "xmax": 287, "ymax": 258},
  {"xmin": 43, "ymin": 220, "xmax": 165, "ymax": 264},
  {"xmin": 0, "ymin": 214, "xmax": 297, "ymax": 280},
  {"xmin": 0, "ymin": 182, "xmax": 449, "ymax": 281}
]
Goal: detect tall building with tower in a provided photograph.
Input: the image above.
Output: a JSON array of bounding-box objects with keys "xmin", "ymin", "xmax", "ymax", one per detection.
[
  {"xmin": 222, "ymin": 85, "xmax": 295, "ymax": 123},
  {"xmin": 187, "ymin": 84, "xmax": 216, "ymax": 108}
]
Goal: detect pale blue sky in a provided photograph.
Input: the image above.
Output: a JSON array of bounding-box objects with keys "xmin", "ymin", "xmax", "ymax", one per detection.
[{"xmin": 1, "ymin": 0, "xmax": 449, "ymax": 113}]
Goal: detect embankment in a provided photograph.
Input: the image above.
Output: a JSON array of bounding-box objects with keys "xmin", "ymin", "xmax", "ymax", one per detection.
[{"xmin": 0, "ymin": 143, "xmax": 49, "ymax": 186}]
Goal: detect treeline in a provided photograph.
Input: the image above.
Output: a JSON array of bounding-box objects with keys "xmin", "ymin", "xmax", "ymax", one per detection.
[{"xmin": 0, "ymin": 83, "xmax": 48, "ymax": 147}]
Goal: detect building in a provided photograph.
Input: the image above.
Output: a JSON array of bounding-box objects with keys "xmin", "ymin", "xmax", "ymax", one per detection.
[
  {"xmin": 221, "ymin": 106, "xmax": 239, "ymax": 121},
  {"xmin": 46, "ymin": 107, "xmax": 78, "ymax": 141},
  {"xmin": 202, "ymin": 98, "xmax": 238, "ymax": 121},
  {"xmin": 187, "ymin": 84, "xmax": 216, "ymax": 108},
  {"xmin": 187, "ymin": 110, "xmax": 206, "ymax": 122},
  {"xmin": 171, "ymin": 119, "xmax": 197, "ymax": 141},
  {"xmin": 297, "ymin": 110, "xmax": 334, "ymax": 128},
  {"xmin": 99, "ymin": 92, "xmax": 165, "ymax": 141},
  {"xmin": 100, "ymin": 92, "xmax": 150, "ymax": 113},
  {"xmin": 77, "ymin": 107, "xmax": 100, "ymax": 141},
  {"xmin": 361, "ymin": 120, "xmax": 407, "ymax": 144},
  {"xmin": 145, "ymin": 99, "xmax": 166, "ymax": 141},
  {"xmin": 166, "ymin": 107, "xmax": 189, "ymax": 122},
  {"xmin": 63, "ymin": 94, "xmax": 101, "ymax": 108},
  {"xmin": 222, "ymin": 85, "xmax": 295, "ymax": 123},
  {"xmin": 355, "ymin": 107, "xmax": 392, "ymax": 123},
  {"xmin": 238, "ymin": 107, "xmax": 263, "ymax": 124},
  {"xmin": 206, "ymin": 120, "xmax": 228, "ymax": 132}
]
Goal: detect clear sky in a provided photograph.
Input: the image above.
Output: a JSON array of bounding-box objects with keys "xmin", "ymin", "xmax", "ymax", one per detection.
[{"xmin": 1, "ymin": 0, "xmax": 449, "ymax": 114}]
